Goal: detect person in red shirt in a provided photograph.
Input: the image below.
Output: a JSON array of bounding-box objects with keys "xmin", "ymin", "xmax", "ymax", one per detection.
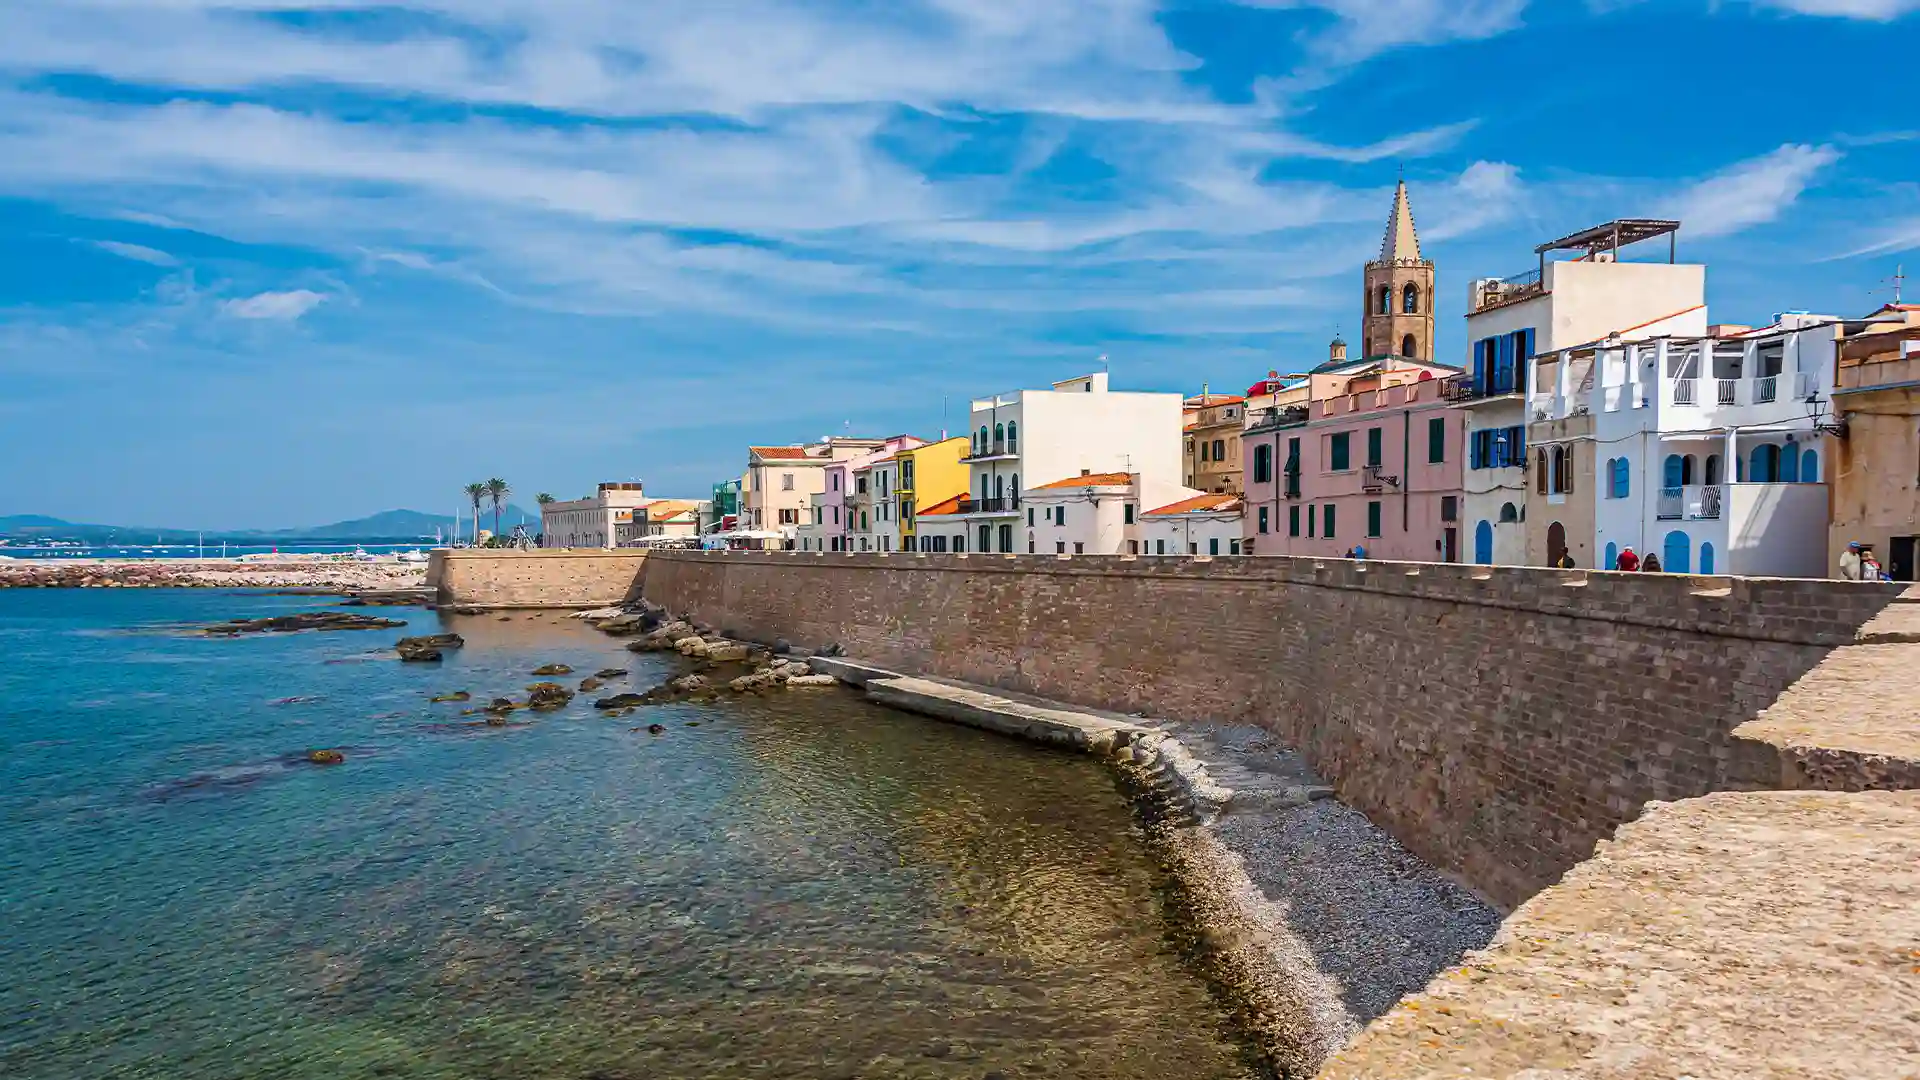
[{"xmin": 1615, "ymin": 546, "xmax": 1640, "ymax": 572}]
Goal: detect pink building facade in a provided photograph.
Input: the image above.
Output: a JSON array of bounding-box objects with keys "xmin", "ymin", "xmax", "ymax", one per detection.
[
  {"xmin": 812, "ymin": 436, "xmax": 925, "ymax": 552},
  {"xmin": 1244, "ymin": 369, "xmax": 1466, "ymax": 562}
]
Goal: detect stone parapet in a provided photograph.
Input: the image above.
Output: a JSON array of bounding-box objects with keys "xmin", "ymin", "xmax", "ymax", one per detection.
[{"xmin": 427, "ymin": 548, "xmax": 648, "ymax": 609}]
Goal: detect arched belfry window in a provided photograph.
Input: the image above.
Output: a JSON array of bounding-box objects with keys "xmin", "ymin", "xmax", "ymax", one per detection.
[
  {"xmin": 1377, "ymin": 285, "xmax": 1391, "ymax": 315},
  {"xmin": 1403, "ymin": 282, "xmax": 1419, "ymax": 313},
  {"xmin": 1401, "ymin": 333, "xmax": 1417, "ymax": 358}
]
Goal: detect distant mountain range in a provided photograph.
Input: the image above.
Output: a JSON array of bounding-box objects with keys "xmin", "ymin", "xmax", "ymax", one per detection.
[{"xmin": 0, "ymin": 506, "xmax": 537, "ymax": 542}]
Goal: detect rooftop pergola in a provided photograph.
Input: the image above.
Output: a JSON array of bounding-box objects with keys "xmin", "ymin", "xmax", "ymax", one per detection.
[{"xmin": 1536, "ymin": 219, "xmax": 1682, "ymax": 262}]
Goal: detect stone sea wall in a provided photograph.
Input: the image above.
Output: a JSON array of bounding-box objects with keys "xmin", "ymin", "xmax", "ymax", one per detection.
[
  {"xmin": 639, "ymin": 549, "xmax": 1915, "ymax": 908},
  {"xmin": 427, "ymin": 549, "xmax": 648, "ymax": 609}
]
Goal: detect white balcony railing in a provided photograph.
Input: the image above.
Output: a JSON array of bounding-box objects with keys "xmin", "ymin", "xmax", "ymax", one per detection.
[
  {"xmin": 1715, "ymin": 379, "xmax": 1739, "ymax": 406},
  {"xmin": 1657, "ymin": 484, "xmax": 1725, "ymax": 521},
  {"xmin": 1672, "ymin": 379, "xmax": 1696, "ymax": 406},
  {"xmin": 1754, "ymin": 375, "xmax": 1779, "ymax": 404}
]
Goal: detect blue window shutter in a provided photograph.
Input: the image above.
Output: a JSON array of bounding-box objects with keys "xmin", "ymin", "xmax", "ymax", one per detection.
[{"xmin": 1473, "ymin": 339, "xmax": 1489, "ymax": 393}]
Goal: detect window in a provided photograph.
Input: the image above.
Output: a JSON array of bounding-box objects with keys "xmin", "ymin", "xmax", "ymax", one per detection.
[
  {"xmin": 1189, "ymin": 543, "xmax": 1198, "ymax": 554},
  {"xmin": 1129, "ymin": 540, "xmax": 1139, "ymax": 554},
  {"xmin": 1124, "ymin": 503, "xmax": 1136, "ymax": 524},
  {"xmin": 779, "ymin": 508, "xmax": 799, "ymax": 525},
  {"xmin": 1198, "ymin": 441, "xmax": 1208, "ymax": 462},
  {"xmin": 781, "ymin": 473, "xmax": 795, "ymax": 491},
  {"xmin": 994, "ymin": 475, "xmax": 1005, "ymax": 501},
  {"xmin": 1209, "ymin": 538, "xmax": 1220, "ymax": 556},
  {"xmin": 1428, "ymin": 417, "xmax": 1445, "ymax": 463},
  {"xmin": 1401, "ymin": 334, "xmax": 1417, "ymax": 358},
  {"xmin": 1536, "ymin": 448, "xmax": 1548, "ymax": 494},
  {"xmin": 1011, "ymin": 474, "xmax": 1018, "ymax": 503},
  {"xmin": 1441, "ymin": 495, "xmax": 1458, "ymax": 522},
  {"xmin": 832, "ymin": 474, "xmax": 840, "ymax": 491},
  {"xmin": 1403, "ymin": 282, "xmax": 1419, "ymax": 313},
  {"xmin": 1027, "ymin": 506, "xmax": 1034, "ymax": 526},
  {"xmin": 1074, "ymin": 542, "xmax": 1084, "ymax": 554},
  {"xmin": 1610, "ymin": 457, "xmax": 1630, "ymax": 500},
  {"xmin": 1377, "ymin": 284, "xmax": 1391, "ymax": 314},
  {"xmin": 994, "ymin": 422, "xmax": 1004, "ymax": 449},
  {"xmin": 1366, "ymin": 427, "xmax": 1383, "ymax": 468},
  {"xmin": 955, "ymin": 535, "xmax": 965, "ymax": 553},
  {"xmin": 1366, "ymin": 500, "xmax": 1382, "ymax": 537},
  {"xmin": 1056, "ymin": 541, "xmax": 1066, "ymax": 554},
  {"xmin": 860, "ymin": 511, "xmax": 868, "ymax": 530},
  {"xmin": 1498, "ymin": 501, "xmax": 1518, "ymax": 523},
  {"xmin": 856, "ymin": 476, "xmax": 868, "ymax": 494},
  {"xmin": 1329, "ymin": 432, "xmax": 1351, "ymax": 472},
  {"xmin": 1324, "ymin": 504, "xmax": 1336, "ymax": 537},
  {"xmin": 832, "ymin": 506, "xmax": 840, "ymax": 525},
  {"xmin": 901, "ymin": 461, "xmax": 913, "ymax": 488},
  {"xmin": 1006, "ymin": 422, "xmax": 1018, "ymax": 452},
  {"xmin": 1230, "ymin": 539, "xmax": 1241, "ymax": 555},
  {"xmin": 1210, "ymin": 438, "xmax": 1225, "ymax": 462},
  {"xmin": 1307, "ymin": 504, "xmax": 1316, "ymax": 537},
  {"xmin": 979, "ymin": 426, "xmax": 989, "ymax": 454},
  {"xmin": 1259, "ymin": 506, "xmax": 1270, "ymax": 533},
  {"xmin": 1253, "ymin": 444, "xmax": 1273, "ymax": 484},
  {"xmin": 1057, "ymin": 505, "xmax": 1067, "ymax": 526},
  {"xmin": 1156, "ymin": 539, "xmax": 1167, "ymax": 555},
  {"xmin": 1289, "ymin": 505, "xmax": 1300, "ymax": 537}
]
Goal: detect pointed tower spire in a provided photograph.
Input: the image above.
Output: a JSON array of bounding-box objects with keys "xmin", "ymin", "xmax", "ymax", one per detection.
[{"xmin": 1380, "ymin": 179, "xmax": 1422, "ymax": 263}]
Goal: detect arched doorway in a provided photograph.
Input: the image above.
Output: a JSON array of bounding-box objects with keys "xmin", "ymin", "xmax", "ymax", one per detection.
[
  {"xmin": 1473, "ymin": 520, "xmax": 1493, "ymax": 564},
  {"xmin": 1547, "ymin": 521, "xmax": 1567, "ymax": 567},
  {"xmin": 1662, "ymin": 530, "xmax": 1691, "ymax": 573},
  {"xmin": 1800, "ymin": 448, "xmax": 1818, "ymax": 481},
  {"xmin": 1700, "ymin": 542, "xmax": 1715, "ymax": 575},
  {"xmin": 1750, "ymin": 444, "xmax": 1780, "ymax": 483},
  {"xmin": 1780, "ymin": 446, "xmax": 1800, "ymax": 483},
  {"xmin": 1604, "ymin": 541, "xmax": 1618, "ymax": 570},
  {"xmin": 1401, "ymin": 333, "xmax": 1417, "ymax": 358}
]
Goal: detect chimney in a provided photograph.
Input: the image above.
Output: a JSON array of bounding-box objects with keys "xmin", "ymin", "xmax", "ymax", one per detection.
[
  {"xmin": 1081, "ymin": 468, "xmax": 1091, "ymax": 476},
  {"xmin": 1330, "ymin": 336, "xmax": 1348, "ymax": 364},
  {"xmin": 1202, "ymin": 381, "xmax": 1211, "ymax": 405}
]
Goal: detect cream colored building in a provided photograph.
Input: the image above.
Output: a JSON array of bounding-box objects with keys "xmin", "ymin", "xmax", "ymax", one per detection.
[
  {"xmin": 541, "ymin": 483, "xmax": 652, "ymax": 549},
  {"xmin": 744, "ymin": 438, "xmax": 887, "ymax": 543},
  {"xmin": 1829, "ymin": 304, "xmax": 1920, "ymax": 580},
  {"xmin": 1184, "ymin": 391, "xmax": 1248, "ymax": 494}
]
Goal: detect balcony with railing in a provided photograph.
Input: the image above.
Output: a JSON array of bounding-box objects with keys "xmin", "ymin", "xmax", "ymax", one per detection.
[
  {"xmin": 1471, "ymin": 267, "xmax": 1545, "ymax": 314},
  {"xmin": 1656, "ymin": 484, "xmax": 1724, "ymax": 521},
  {"xmin": 956, "ymin": 495, "xmax": 1021, "ymax": 515},
  {"xmin": 1282, "ymin": 463, "xmax": 1301, "ymax": 500},
  {"xmin": 961, "ymin": 439, "xmax": 1019, "ymax": 463},
  {"xmin": 1247, "ymin": 404, "xmax": 1309, "ymax": 432}
]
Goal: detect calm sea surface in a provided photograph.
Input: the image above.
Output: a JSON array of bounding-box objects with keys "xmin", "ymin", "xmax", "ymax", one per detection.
[{"xmin": 0, "ymin": 589, "xmax": 1258, "ymax": 1080}]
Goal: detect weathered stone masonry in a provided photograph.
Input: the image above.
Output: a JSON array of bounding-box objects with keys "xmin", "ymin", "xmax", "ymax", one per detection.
[
  {"xmin": 427, "ymin": 549, "xmax": 647, "ymax": 609},
  {"xmin": 639, "ymin": 550, "xmax": 1913, "ymax": 908}
]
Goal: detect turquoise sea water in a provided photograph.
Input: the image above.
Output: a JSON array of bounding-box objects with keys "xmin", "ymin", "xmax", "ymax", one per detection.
[{"xmin": 0, "ymin": 590, "xmax": 1259, "ymax": 1080}]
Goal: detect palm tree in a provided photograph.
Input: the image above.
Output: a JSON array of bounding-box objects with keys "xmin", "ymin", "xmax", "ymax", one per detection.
[
  {"xmin": 485, "ymin": 478, "xmax": 511, "ymax": 537},
  {"xmin": 536, "ymin": 492, "xmax": 555, "ymax": 506},
  {"xmin": 463, "ymin": 482, "xmax": 487, "ymax": 543}
]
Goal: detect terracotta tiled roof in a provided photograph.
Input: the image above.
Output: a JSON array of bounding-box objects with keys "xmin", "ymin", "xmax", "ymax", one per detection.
[
  {"xmin": 749, "ymin": 446, "xmax": 810, "ymax": 460},
  {"xmin": 1034, "ymin": 472, "xmax": 1134, "ymax": 490},
  {"xmin": 916, "ymin": 494, "xmax": 966, "ymax": 516},
  {"xmin": 642, "ymin": 500, "xmax": 698, "ymax": 520},
  {"xmin": 1146, "ymin": 494, "xmax": 1242, "ymax": 516}
]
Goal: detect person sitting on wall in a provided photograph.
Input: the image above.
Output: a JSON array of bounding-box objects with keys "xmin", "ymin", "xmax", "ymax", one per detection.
[
  {"xmin": 1554, "ymin": 551, "xmax": 1576, "ymax": 569},
  {"xmin": 1615, "ymin": 546, "xmax": 1640, "ymax": 572},
  {"xmin": 1839, "ymin": 541, "xmax": 1863, "ymax": 580},
  {"xmin": 1348, "ymin": 544, "xmax": 1367, "ymax": 560},
  {"xmin": 1641, "ymin": 551, "xmax": 1664, "ymax": 573},
  {"xmin": 1862, "ymin": 545, "xmax": 1888, "ymax": 581}
]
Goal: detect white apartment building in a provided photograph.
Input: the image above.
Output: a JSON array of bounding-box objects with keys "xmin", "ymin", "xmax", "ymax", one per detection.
[
  {"xmin": 1020, "ymin": 471, "xmax": 1211, "ymax": 555},
  {"xmin": 1456, "ymin": 220, "xmax": 1708, "ymax": 566},
  {"xmin": 541, "ymin": 483, "xmax": 652, "ymax": 549},
  {"xmin": 910, "ymin": 495, "xmax": 970, "ymax": 553},
  {"xmin": 1531, "ymin": 313, "xmax": 1838, "ymax": 577},
  {"xmin": 955, "ymin": 371, "xmax": 1185, "ymax": 555},
  {"xmin": 795, "ymin": 491, "xmax": 834, "ymax": 552}
]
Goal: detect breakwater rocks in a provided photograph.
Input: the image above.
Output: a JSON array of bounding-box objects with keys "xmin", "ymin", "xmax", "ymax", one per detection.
[
  {"xmin": 206, "ymin": 611, "xmax": 408, "ymax": 635},
  {"xmin": 0, "ymin": 558, "xmax": 428, "ymax": 593}
]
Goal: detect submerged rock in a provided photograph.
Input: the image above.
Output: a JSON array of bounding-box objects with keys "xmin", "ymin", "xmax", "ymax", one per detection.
[
  {"xmin": 594, "ymin": 693, "xmax": 649, "ymax": 710},
  {"xmin": 531, "ymin": 663, "xmax": 573, "ymax": 676},
  {"xmin": 646, "ymin": 724, "xmax": 665, "ymax": 735},
  {"xmin": 594, "ymin": 668, "xmax": 626, "ymax": 680},
  {"xmin": 306, "ymin": 748, "xmax": 345, "ymax": 765},
  {"xmin": 578, "ymin": 677, "xmax": 603, "ymax": 692},
  {"xmin": 430, "ymin": 690, "xmax": 471, "ymax": 703},
  {"xmin": 484, "ymin": 697, "xmax": 517, "ymax": 714},
  {"xmin": 205, "ymin": 611, "xmax": 406, "ymax": 636}
]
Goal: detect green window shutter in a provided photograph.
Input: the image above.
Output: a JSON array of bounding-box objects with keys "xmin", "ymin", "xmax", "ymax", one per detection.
[
  {"xmin": 1324, "ymin": 504, "xmax": 1336, "ymax": 537},
  {"xmin": 1330, "ymin": 433, "xmax": 1350, "ymax": 472},
  {"xmin": 1428, "ymin": 417, "xmax": 1445, "ymax": 463},
  {"xmin": 1367, "ymin": 500, "xmax": 1381, "ymax": 537},
  {"xmin": 1367, "ymin": 427, "xmax": 1382, "ymax": 468}
]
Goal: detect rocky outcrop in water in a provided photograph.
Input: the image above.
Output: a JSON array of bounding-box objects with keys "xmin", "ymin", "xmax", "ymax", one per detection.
[
  {"xmin": 525, "ymin": 682, "xmax": 574, "ymax": 710},
  {"xmin": 206, "ymin": 612, "xmax": 407, "ymax": 636},
  {"xmin": 430, "ymin": 690, "xmax": 471, "ymax": 703},
  {"xmin": 396, "ymin": 633, "xmax": 464, "ymax": 662},
  {"xmin": 306, "ymin": 748, "xmax": 345, "ymax": 765},
  {"xmin": 531, "ymin": 663, "xmax": 573, "ymax": 676}
]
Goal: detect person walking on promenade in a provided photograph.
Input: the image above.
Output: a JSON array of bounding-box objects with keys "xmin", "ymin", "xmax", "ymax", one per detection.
[{"xmin": 1615, "ymin": 546, "xmax": 1640, "ymax": 572}]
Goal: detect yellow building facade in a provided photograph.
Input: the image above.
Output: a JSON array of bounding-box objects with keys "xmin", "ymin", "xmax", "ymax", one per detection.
[{"xmin": 897, "ymin": 436, "xmax": 970, "ymax": 551}]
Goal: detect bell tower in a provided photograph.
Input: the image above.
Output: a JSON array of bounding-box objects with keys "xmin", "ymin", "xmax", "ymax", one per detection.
[{"xmin": 1361, "ymin": 179, "xmax": 1435, "ymax": 360}]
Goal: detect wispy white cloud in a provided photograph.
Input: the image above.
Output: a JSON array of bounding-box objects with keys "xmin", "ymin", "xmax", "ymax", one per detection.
[
  {"xmin": 89, "ymin": 239, "xmax": 179, "ymax": 265},
  {"xmin": 1665, "ymin": 143, "xmax": 1841, "ymax": 239},
  {"xmin": 1746, "ymin": 0, "xmax": 1920, "ymax": 19},
  {"xmin": 1238, "ymin": 0, "xmax": 1530, "ymax": 69},
  {"xmin": 222, "ymin": 289, "xmax": 326, "ymax": 320}
]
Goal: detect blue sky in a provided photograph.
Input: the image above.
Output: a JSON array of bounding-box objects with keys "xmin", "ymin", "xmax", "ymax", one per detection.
[{"xmin": 1, "ymin": 0, "xmax": 1916, "ymax": 528}]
